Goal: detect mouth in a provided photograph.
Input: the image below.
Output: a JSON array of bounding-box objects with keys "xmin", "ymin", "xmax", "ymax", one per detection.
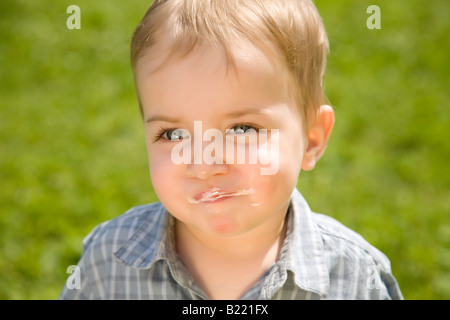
[{"xmin": 188, "ymin": 187, "xmax": 254, "ymax": 204}]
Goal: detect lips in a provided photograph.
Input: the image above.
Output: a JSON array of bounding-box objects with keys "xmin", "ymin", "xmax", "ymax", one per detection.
[{"xmin": 188, "ymin": 187, "xmax": 254, "ymax": 204}]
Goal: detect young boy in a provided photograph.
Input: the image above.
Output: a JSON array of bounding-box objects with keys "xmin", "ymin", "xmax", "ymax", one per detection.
[{"xmin": 60, "ymin": 0, "xmax": 403, "ymax": 299}]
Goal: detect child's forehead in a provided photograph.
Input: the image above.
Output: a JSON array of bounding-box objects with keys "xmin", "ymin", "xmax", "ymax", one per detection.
[
  {"xmin": 136, "ymin": 43, "xmax": 295, "ymax": 120},
  {"xmin": 136, "ymin": 39, "xmax": 287, "ymax": 85}
]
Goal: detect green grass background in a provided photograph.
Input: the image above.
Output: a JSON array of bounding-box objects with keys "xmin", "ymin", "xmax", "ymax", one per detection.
[{"xmin": 0, "ymin": 0, "xmax": 448, "ymax": 299}]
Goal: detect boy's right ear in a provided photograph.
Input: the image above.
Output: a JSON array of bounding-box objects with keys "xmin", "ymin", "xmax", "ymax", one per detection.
[{"xmin": 301, "ymin": 105, "xmax": 335, "ymax": 171}]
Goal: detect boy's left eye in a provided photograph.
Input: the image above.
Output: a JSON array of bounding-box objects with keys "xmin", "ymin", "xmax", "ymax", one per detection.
[{"xmin": 227, "ymin": 124, "xmax": 257, "ymax": 135}]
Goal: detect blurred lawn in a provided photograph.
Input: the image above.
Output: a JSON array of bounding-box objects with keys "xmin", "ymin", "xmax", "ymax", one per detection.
[{"xmin": 0, "ymin": 0, "xmax": 448, "ymax": 299}]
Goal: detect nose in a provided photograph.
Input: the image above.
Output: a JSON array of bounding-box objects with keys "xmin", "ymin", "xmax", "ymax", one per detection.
[
  {"xmin": 186, "ymin": 162, "xmax": 229, "ymax": 180},
  {"xmin": 186, "ymin": 135, "xmax": 230, "ymax": 179}
]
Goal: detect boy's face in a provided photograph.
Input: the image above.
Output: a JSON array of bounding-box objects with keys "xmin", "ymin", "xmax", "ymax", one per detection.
[{"xmin": 135, "ymin": 44, "xmax": 328, "ymax": 237}]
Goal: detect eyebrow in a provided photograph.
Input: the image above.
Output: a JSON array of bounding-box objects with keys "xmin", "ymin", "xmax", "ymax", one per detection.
[
  {"xmin": 146, "ymin": 115, "xmax": 179, "ymax": 124},
  {"xmin": 145, "ymin": 107, "xmax": 271, "ymax": 124},
  {"xmin": 224, "ymin": 107, "xmax": 271, "ymax": 119}
]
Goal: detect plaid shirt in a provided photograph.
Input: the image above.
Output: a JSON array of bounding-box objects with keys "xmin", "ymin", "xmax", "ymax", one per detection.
[{"xmin": 59, "ymin": 188, "xmax": 403, "ymax": 300}]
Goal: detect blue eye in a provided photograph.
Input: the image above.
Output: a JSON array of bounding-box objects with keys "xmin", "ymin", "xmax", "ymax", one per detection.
[
  {"xmin": 162, "ymin": 129, "xmax": 190, "ymax": 141},
  {"xmin": 227, "ymin": 125, "xmax": 257, "ymax": 135}
]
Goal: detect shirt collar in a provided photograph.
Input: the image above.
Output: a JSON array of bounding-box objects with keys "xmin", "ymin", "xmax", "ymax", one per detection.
[
  {"xmin": 113, "ymin": 188, "xmax": 330, "ymax": 298},
  {"xmin": 281, "ymin": 188, "xmax": 330, "ymax": 297},
  {"xmin": 113, "ymin": 203, "xmax": 175, "ymax": 269}
]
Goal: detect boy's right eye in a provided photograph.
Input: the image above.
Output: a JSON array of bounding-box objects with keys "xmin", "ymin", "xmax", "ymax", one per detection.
[{"xmin": 161, "ymin": 128, "xmax": 190, "ymax": 141}]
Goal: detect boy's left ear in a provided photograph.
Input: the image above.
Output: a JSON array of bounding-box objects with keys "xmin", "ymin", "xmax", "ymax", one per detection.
[{"xmin": 301, "ymin": 105, "xmax": 335, "ymax": 171}]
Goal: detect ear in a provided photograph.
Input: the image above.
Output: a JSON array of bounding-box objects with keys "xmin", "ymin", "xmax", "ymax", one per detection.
[{"xmin": 301, "ymin": 105, "xmax": 335, "ymax": 171}]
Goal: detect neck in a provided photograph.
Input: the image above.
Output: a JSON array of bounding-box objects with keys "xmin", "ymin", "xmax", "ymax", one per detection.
[{"xmin": 174, "ymin": 203, "xmax": 290, "ymax": 299}]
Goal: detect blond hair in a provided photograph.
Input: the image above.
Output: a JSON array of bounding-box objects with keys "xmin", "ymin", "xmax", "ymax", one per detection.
[{"xmin": 131, "ymin": 0, "xmax": 329, "ymax": 122}]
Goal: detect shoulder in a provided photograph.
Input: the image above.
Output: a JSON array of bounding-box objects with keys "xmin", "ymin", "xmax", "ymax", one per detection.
[
  {"xmin": 312, "ymin": 212, "xmax": 391, "ymax": 269},
  {"xmin": 82, "ymin": 201, "xmax": 166, "ymax": 253},
  {"xmin": 311, "ymin": 212, "xmax": 403, "ymax": 299},
  {"xmin": 60, "ymin": 202, "xmax": 167, "ymax": 299},
  {"xmin": 290, "ymin": 189, "xmax": 392, "ymax": 270}
]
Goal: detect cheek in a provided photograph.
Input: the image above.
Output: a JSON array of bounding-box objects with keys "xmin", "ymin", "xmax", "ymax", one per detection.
[
  {"xmin": 235, "ymin": 139, "xmax": 301, "ymax": 204},
  {"xmin": 147, "ymin": 145, "xmax": 182, "ymax": 200},
  {"xmin": 262, "ymin": 139, "xmax": 303, "ymax": 202},
  {"xmin": 279, "ymin": 136, "xmax": 304, "ymax": 176},
  {"xmin": 256, "ymin": 130, "xmax": 303, "ymax": 181}
]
